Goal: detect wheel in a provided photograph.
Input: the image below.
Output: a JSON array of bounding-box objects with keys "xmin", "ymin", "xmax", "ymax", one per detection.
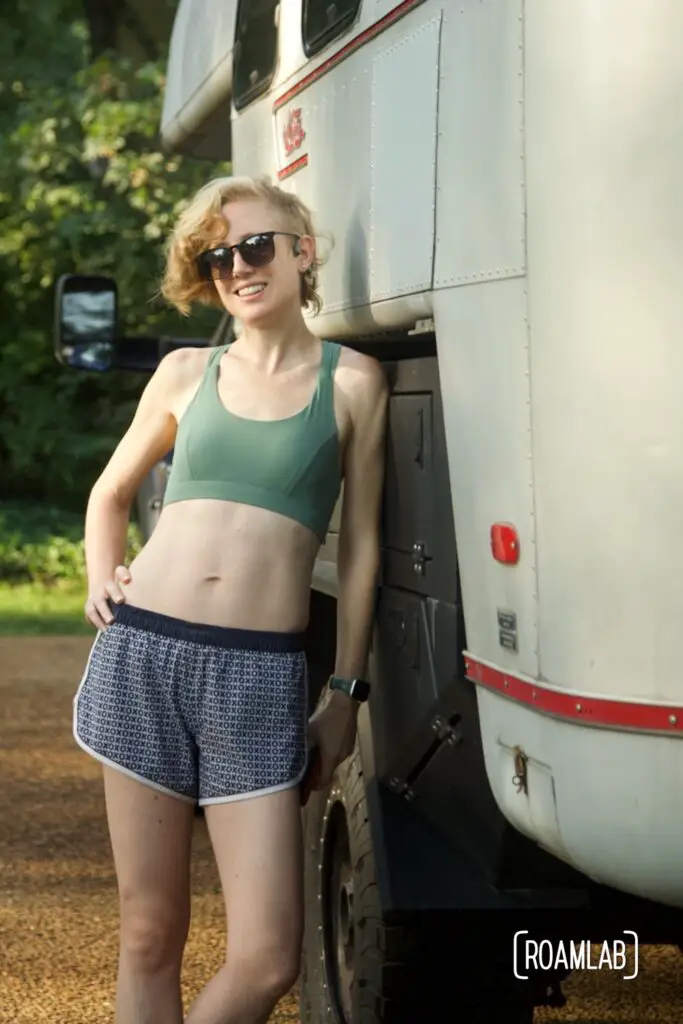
[
  {"xmin": 299, "ymin": 744, "xmax": 538, "ymax": 1023},
  {"xmin": 300, "ymin": 744, "xmax": 419, "ymax": 1023}
]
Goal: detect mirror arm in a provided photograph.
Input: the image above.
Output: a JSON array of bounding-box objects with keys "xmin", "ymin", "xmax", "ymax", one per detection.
[
  {"xmin": 157, "ymin": 336, "xmax": 211, "ymax": 356},
  {"xmin": 112, "ymin": 335, "xmax": 211, "ymax": 372}
]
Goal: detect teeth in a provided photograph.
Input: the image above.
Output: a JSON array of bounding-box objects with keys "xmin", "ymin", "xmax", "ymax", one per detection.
[{"xmin": 237, "ymin": 284, "xmax": 265, "ymax": 296}]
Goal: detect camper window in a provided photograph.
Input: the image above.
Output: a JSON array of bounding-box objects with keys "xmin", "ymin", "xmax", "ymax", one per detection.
[
  {"xmin": 302, "ymin": 0, "xmax": 361, "ymax": 57},
  {"xmin": 233, "ymin": 0, "xmax": 280, "ymax": 110}
]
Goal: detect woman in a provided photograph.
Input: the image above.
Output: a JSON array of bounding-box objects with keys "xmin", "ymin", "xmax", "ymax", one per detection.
[{"xmin": 73, "ymin": 175, "xmax": 388, "ymax": 1024}]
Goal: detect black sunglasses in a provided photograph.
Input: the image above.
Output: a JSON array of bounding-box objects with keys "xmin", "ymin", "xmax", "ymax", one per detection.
[{"xmin": 196, "ymin": 231, "xmax": 300, "ymax": 281}]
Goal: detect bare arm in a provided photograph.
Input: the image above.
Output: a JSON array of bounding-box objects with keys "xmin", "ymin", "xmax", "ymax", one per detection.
[
  {"xmin": 334, "ymin": 357, "xmax": 388, "ymax": 682},
  {"xmin": 309, "ymin": 353, "xmax": 388, "ymax": 787},
  {"xmin": 84, "ymin": 348, "xmax": 195, "ymax": 629}
]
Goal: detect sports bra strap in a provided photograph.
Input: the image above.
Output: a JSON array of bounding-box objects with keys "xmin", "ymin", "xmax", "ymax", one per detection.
[
  {"xmin": 209, "ymin": 343, "xmax": 229, "ymax": 364},
  {"xmin": 316, "ymin": 340, "xmax": 341, "ymax": 402},
  {"xmin": 204, "ymin": 339, "xmax": 339, "ymax": 409}
]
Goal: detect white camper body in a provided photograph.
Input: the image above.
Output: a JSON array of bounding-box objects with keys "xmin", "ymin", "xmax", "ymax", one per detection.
[{"xmin": 161, "ymin": 0, "xmax": 683, "ymax": 908}]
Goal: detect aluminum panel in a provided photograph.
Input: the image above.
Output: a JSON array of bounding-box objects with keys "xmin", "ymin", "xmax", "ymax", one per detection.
[
  {"xmin": 433, "ymin": 0, "xmax": 525, "ymax": 288},
  {"xmin": 526, "ymin": 0, "xmax": 683, "ymax": 702},
  {"xmin": 432, "ymin": 278, "xmax": 538, "ymax": 678},
  {"xmin": 370, "ymin": 14, "xmax": 441, "ymax": 301}
]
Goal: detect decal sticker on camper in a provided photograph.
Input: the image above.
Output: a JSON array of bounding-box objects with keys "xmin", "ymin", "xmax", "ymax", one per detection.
[
  {"xmin": 277, "ymin": 106, "xmax": 309, "ymax": 181},
  {"xmin": 283, "ymin": 107, "xmax": 306, "ymax": 155}
]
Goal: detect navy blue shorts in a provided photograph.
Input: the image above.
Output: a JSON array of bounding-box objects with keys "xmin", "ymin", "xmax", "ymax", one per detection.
[{"xmin": 73, "ymin": 603, "xmax": 309, "ymax": 805}]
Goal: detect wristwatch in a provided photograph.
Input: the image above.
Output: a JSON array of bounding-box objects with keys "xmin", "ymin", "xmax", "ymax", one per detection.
[{"xmin": 328, "ymin": 675, "xmax": 371, "ymax": 703}]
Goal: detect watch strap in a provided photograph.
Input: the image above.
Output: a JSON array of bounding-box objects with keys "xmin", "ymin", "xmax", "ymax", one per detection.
[{"xmin": 328, "ymin": 675, "xmax": 371, "ymax": 702}]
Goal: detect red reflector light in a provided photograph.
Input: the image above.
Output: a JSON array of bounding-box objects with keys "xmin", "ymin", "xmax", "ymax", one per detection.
[{"xmin": 491, "ymin": 523, "xmax": 519, "ymax": 564}]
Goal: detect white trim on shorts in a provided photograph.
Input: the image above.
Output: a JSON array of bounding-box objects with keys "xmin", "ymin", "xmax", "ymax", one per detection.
[
  {"xmin": 198, "ymin": 759, "xmax": 310, "ymax": 806},
  {"xmin": 71, "ymin": 621, "xmax": 312, "ymax": 808},
  {"xmin": 199, "ymin": 652, "xmax": 311, "ymax": 806},
  {"xmin": 72, "ymin": 730, "xmax": 198, "ymax": 804},
  {"xmin": 72, "ymin": 629, "xmax": 197, "ymax": 805}
]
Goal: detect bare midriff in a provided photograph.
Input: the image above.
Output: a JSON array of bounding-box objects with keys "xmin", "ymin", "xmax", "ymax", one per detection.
[{"xmin": 121, "ymin": 499, "xmax": 320, "ymax": 632}]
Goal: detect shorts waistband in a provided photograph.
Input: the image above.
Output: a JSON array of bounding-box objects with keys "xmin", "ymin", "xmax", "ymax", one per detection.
[{"xmin": 108, "ymin": 601, "xmax": 306, "ymax": 653}]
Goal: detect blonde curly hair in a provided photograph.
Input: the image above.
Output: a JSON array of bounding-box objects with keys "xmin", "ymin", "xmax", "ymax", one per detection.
[{"xmin": 160, "ymin": 175, "xmax": 327, "ymax": 317}]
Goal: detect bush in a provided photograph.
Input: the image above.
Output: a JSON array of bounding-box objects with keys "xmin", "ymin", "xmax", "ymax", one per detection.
[
  {"xmin": 0, "ymin": 501, "xmax": 142, "ymax": 583},
  {"xmin": 0, "ymin": 7, "xmax": 225, "ymax": 513}
]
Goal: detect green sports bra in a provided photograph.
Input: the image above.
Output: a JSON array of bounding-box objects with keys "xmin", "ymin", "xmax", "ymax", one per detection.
[{"xmin": 162, "ymin": 341, "xmax": 343, "ymax": 542}]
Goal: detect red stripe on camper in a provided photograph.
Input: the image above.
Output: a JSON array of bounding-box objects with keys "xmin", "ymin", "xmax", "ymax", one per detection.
[
  {"xmin": 277, "ymin": 154, "xmax": 309, "ymax": 180},
  {"xmin": 465, "ymin": 655, "xmax": 683, "ymax": 735}
]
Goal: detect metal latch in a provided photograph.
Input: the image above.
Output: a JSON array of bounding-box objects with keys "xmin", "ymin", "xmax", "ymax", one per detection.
[
  {"xmin": 412, "ymin": 542, "xmax": 426, "ymax": 575},
  {"xmin": 512, "ymin": 745, "xmax": 528, "ymax": 795}
]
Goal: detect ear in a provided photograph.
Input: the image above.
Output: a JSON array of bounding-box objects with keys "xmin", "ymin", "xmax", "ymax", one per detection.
[{"xmin": 297, "ymin": 234, "xmax": 316, "ymax": 270}]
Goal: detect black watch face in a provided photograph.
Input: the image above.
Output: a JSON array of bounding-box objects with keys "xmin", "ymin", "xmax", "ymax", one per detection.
[
  {"xmin": 330, "ymin": 676, "xmax": 370, "ymax": 701},
  {"xmin": 351, "ymin": 679, "xmax": 370, "ymax": 701}
]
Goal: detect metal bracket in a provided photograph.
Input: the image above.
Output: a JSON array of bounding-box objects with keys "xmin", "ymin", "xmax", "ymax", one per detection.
[
  {"xmin": 408, "ymin": 317, "xmax": 436, "ymax": 335},
  {"xmin": 431, "ymin": 714, "xmax": 463, "ymax": 747},
  {"xmin": 388, "ymin": 776, "xmax": 416, "ymax": 801}
]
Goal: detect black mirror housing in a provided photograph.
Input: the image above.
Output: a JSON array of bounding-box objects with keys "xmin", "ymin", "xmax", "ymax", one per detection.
[
  {"xmin": 54, "ymin": 273, "xmax": 118, "ymax": 372},
  {"xmin": 53, "ymin": 273, "xmax": 218, "ymax": 374}
]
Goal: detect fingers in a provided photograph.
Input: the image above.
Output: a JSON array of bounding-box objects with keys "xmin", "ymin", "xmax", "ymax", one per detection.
[
  {"xmin": 114, "ymin": 564, "xmax": 131, "ymax": 586},
  {"xmin": 84, "ymin": 566, "xmax": 131, "ymax": 630},
  {"xmin": 108, "ymin": 565, "xmax": 131, "ymax": 602},
  {"xmin": 312, "ymin": 739, "xmax": 356, "ymax": 791},
  {"xmin": 314, "ymin": 752, "xmax": 335, "ymax": 791},
  {"xmin": 84, "ymin": 597, "xmax": 112, "ymax": 631}
]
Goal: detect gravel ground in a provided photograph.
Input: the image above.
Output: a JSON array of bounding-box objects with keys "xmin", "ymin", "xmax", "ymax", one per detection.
[
  {"xmin": 1, "ymin": 636, "xmax": 681, "ymax": 1024},
  {"xmin": 0, "ymin": 637, "xmax": 299, "ymax": 1024}
]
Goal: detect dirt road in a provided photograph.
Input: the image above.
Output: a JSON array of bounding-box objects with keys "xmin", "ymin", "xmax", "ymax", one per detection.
[{"xmin": 1, "ymin": 637, "xmax": 681, "ymax": 1023}]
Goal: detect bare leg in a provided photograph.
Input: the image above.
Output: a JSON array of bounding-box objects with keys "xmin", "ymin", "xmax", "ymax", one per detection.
[
  {"xmin": 184, "ymin": 787, "xmax": 304, "ymax": 1024},
  {"xmin": 103, "ymin": 766, "xmax": 195, "ymax": 1024}
]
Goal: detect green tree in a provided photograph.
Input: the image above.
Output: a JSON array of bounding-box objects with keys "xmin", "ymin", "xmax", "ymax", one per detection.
[{"xmin": 0, "ymin": 0, "xmax": 227, "ymax": 512}]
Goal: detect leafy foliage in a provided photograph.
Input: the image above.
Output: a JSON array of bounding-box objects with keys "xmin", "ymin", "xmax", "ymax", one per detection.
[
  {"xmin": 0, "ymin": 0, "xmax": 227, "ymax": 512},
  {"xmin": 0, "ymin": 501, "xmax": 142, "ymax": 583}
]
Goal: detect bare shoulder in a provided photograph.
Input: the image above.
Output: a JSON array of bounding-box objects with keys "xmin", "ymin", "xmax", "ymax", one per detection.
[
  {"xmin": 151, "ymin": 345, "xmax": 213, "ymax": 414},
  {"xmin": 335, "ymin": 344, "xmax": 388, "ymax": 417},
  {"xmin": 158, "ymin": 345, "xmax": 212, "ymax": 386}
]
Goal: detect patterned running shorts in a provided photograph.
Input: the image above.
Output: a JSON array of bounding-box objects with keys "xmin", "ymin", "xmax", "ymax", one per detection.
[{"xmin": 73, "ymin": 602, "xmax": 309, "ymax": 805}]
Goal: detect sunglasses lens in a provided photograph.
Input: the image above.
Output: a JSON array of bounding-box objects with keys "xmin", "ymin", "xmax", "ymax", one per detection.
[
  {"xmin": 198, "ymin": 234, "xmax": 277, "ymax": 281},
  {"xmin": 199, "ymin": 248, "xmax": 233, "ymax": 281},
  {"xmin": 239, "ymin": 234, "xmax": 276, "ymax": 268}
]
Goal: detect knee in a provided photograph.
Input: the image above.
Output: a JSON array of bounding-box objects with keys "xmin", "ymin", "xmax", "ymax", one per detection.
[
  {"xmin": 262, "ymin": 947, "xmax": 301, "ymax": 1000},
  {"xmin": 119, "ymin": 895, "xmax": 189, "ymax": 974},
  {"xmin": 231, "ymin": 941, "xmax": 301, "ymax": 1001}
]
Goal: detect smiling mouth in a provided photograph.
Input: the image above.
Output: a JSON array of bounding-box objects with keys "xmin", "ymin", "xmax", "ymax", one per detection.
[{"xmin": 234, "ymin": 283, "xmax": 267, "ymax": 297}]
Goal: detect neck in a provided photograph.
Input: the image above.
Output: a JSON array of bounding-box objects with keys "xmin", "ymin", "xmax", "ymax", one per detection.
[{"xmin": 234, "ymin": 305, "xmax": 319, "ymax": 371}]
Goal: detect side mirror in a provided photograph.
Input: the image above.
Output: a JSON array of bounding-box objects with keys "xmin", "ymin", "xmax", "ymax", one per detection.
[{"xmin": 54, "ymin": 273, "xmax": 117, "ymax": 372}]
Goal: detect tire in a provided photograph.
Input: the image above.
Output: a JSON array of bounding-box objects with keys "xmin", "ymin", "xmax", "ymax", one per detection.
[
  {"xmin": 299, "ymin": 745, "xmax": 538, "ymax": 1023},
  {"xmin": 300, "ymin": 744, "xmax": 417, "ymax": 1023}
]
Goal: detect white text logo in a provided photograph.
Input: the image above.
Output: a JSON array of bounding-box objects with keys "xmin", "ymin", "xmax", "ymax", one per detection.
[{"xmin": 512, "ymin": 931, "xmax": 639, "ymax": 981}]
